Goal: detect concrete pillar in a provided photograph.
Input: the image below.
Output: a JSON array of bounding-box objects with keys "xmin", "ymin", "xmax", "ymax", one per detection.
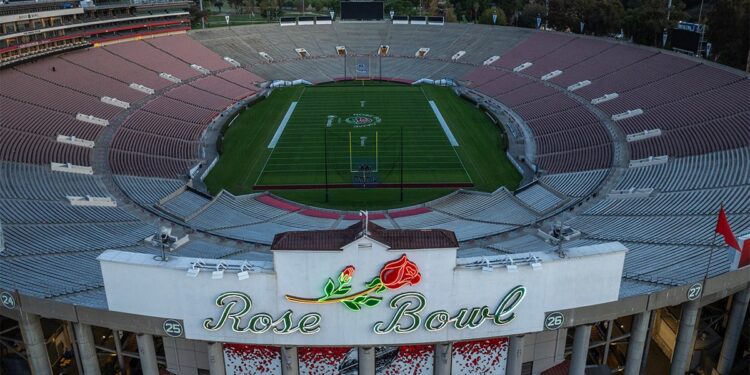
[
  {"xmin": 18, "ymin": 311, "xmax": 52, "ymax": 375},
  {"xmin": 136, "ymin": 333, "xmax": 159, "ymax": 375},
  {"xmin": 280, "ymin": 346, "xmax": 299, "ymax": 375},
  {"xmin": 112, "ymin": 330, "xmax": 126, "ymax": 374},
  {"xmin": 433, "ymin": 342, "xmax": 452, "ymax": 375},
  {"xmin": 358, "ymin": 347, "xmax": 375, "ymax": 375},
  {"xmin": 640, "ymin": 310, "xmax": 656, "ymax": 374},
  {"xmin": 716, "ymin": 284, "xmax": 750, "ymax": 375},
  {"xmin": 624, "ymin": 310, "xmax": 651, "ymax": 375},
  {"xmin": 670, "ymin": 299, "xmax": 700, "ymax": 375},
  {"xmin": 506, "ymin": 335, "xmax": 525, "ymax": 375},
  {"xmin": 207, "ymin": 342, "xmax": 226, "ymax": 375},
  {"xmin": 73, "ymin": 323, "xmax": 101, "ymax": 375},
  {"xmin": 64, "ymin": 322, "xmax": 83, "ymax": 375},
  {"xmin": 569, "ymin": 325, "xmax": 592, "ymax": 375}
]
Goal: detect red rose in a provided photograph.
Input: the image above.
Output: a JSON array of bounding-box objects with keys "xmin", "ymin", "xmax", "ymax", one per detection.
[
  {"xmin": 339, "ymin": 265, "xmax": 355, "ymax": 284},
  {"xmin": 379, "ymin": 254, "xmax": 421, "ymax": 290}
]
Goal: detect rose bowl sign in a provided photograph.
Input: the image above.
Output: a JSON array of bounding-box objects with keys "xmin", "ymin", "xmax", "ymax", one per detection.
[
  {"xmin": 202, "ymin": 254, "xmax": 526, "ymax": 336},
  {"xmin": 98, "ymin": 237, "xmax": 627, "ymax": 346}
]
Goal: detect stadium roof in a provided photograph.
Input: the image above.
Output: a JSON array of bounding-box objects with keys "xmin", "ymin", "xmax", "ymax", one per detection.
[{"xmin": 270, "ymin": 221, "xmax": 459, "ymax": 251}]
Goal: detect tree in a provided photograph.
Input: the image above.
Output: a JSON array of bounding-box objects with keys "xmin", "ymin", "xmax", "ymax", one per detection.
[
  {"xmin": 497, "ymin": 0, "xmax": 524, "ymax": 26},
  {"xmin": 259, "ymin": 0, "xmax": 279, "ymax": 18},
  {"xmin": 478, "ymin": 7, "xmax": 508, "ymax": 24},
  {"xmin": 214, "ymin": 1, "xmax": 224, "ymax": 12},
  {"xmin": 189, "ymin": 4, "xmax": 209, "ymax": 24},
  {"xmin": 427, "ymin": 0, "xmax": 440, "ymax": 16},
  {"xmin": 585, "ymin": 0, "xmax": 625, "ymax": 35},
  {"xmin": 624, "ymin": 0, "xmax": 686, "ymax": 46},
  {"xmin": 227, "ymin": 0, "xmax": 246, "ymax": 12},
  {"xmin": 546, "ymin": 0, "xmax": 578, "ymax": 31},
  {"xmin": 385, "ymin": 0, "xmax": 419, "ymax": 16},
  {"xmin": 707, "ymin": 0, "xmax": 750, "ymax": 70},
  {"xmin": 519, "ymin": 2, "xmax": 546, "ymax": 28}
]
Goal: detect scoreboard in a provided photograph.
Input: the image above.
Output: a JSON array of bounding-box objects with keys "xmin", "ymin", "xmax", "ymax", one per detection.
[{"xmin": 340, "ymin": 1, "xmax": 384, "ymax": 21}]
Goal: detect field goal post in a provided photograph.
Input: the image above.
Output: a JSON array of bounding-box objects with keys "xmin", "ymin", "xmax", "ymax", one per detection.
[
  {"xmin": 354, "ymin": 55, "xmax": 373, "ymax": 80},
  {"xmin": 349, "ymin": 130, "xmax": 378, "ymax": 174}
]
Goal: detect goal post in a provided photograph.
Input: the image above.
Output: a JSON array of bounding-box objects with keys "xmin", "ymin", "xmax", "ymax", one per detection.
[
  {"xmin": 354, "ymin": 55, "xmax": 372, "ymax": 80},
  {"xmin": 349, "ymin": 130, "xmax": 378, "ymax": 173}
]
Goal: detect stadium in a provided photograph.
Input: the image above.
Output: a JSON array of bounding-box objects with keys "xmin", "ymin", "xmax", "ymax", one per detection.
[{"xmin": 0, "ymin": 1, "xmax": 749, "ymax": 374}]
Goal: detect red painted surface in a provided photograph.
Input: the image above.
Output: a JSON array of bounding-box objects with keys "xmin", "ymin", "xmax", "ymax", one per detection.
[
  {"xmin": 379, "ymin": 345, "xmax": 434, "ymax": 375},
  {"xmin": 451, "ymin": 338, "xmax": 509, "ymax": 375},
  {"xmin": 342, "ymin": 212, "xmax": 387, "ymax": 220},
  {"xmin": 223, "ymin": 344, "xmax": 281, "ymax": 375},
  {"xmin": 388, "ymin": 207, "xmax": 432, "ymax": 218},
  {"xmin": 298, "ymin": 346, "xmax": 352, "ymax": 374},
  {"xmin": 255, "ymin": 195, "xmax": 300, "ymax": 212},
  {"xmin": 299, "ymin": 209, "xmax": 340, "ymax": 219},
  {"xmin": 254, "ymin": 183, "xmax": 473, "ymax": 190}
]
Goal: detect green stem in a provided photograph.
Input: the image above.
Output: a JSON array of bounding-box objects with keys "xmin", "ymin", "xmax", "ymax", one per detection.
[{"xmin": 285, "ymin": 285, "xmax": 380, "ymax": 304}]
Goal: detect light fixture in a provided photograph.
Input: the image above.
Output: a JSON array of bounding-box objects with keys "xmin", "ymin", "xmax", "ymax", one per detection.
[
  {"xmin": 237, "ymin": 261, "xmax": 251, "ymax": 280},
  {"xmin": 530, "ymin": 256, "xmax": 542, "ymax": 271},
  {"xmin": 481, "ymin": 257, "xmax": 493, "ymax": 272},
  {"xmin": 212, "ymin": 261, "xmax": 227, "ymax": 280},
  {"xmin": 506, "ymin": 258, "xmax": 518, "ymax": 272},
  {"xmin": 186, "ymin": 265, "xmax": 200, "ymax": 278},
  {"xmin": 186, "ymin": 259, "xmax": 205, "ymax": 277}
]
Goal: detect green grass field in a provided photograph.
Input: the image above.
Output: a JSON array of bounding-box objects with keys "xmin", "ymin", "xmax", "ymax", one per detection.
[{"xmin": 205, "ymin": 82, "xmax": 521, "ymax": 210}]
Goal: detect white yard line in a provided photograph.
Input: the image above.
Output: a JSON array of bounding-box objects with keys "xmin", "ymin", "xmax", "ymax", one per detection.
[
  {"xmin": 267, "ymin": 101, "xmax": 298, "ymax": 149},
  {"xmin": 428, "ymin": 100, "xmax": 459, "ymax": 147},
  {"xmin": 420, "ymin": 88, "xmax": 472, "ymax": 185}
]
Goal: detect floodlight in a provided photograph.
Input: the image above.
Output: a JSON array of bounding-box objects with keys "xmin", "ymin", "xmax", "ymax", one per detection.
[
  {"xmin": 186, "ymin": 265, "xmax": 200, "ymax": 278},
  {"xmin": 481, "ymin": 257, "xmax": 493, "ymax": 272},
  {"xmin": 506, "ymin": 258, "xmax": 518, "ymax": 273},
  {"xmin": 237, "ymin": 261, "xmax": 251, "ymax": 280},
  {"xmin": 531, "ymin": 256, "xmax": 543, "ymax": 271},
  {"xmin": 186, "ymin": 259, "xmax": 205, "ymax": 277},
  {"xmin": 212, "ymin": 261, "xmax": 227, "ymax": 280}
]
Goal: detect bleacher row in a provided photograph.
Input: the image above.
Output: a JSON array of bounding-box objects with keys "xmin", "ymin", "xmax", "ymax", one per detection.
[
  {"xmin": 0, "ymin": 34, "xmax": 267, "ymax": 302},
  {"xmin": 106, "ymin": 35, "xmax": 264, "ymax": 178},
  {"xmin": 111, "ymin": 177, "xmax": 567, "ymax": 244},
  {"xmin": 0, "ymin": 26, "xmax": 748, "ymax": 305},
  {"xmin": 0, "ymin": 34, "xmax": 264, "ymax": 176},
  {"xmin": 462, "ymin": 73, "xmax": 612, "ymax": 173},
  {"xmin": 461, "ymin": 32, "xmax": 748, "ymax": 173},
  {"xmin": 568, "ymin": 147, "xmax": 750, "ymax": 247}
]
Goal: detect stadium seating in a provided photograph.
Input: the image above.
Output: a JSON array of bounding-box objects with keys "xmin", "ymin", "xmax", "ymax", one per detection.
[
  {"xmin": 61, "ymin": 47, "xmax": 171, "ymax": 90},
  {"xmin": 539, "ymin": 169, "xmax": 608, "ymax": 198},
  {"xmin": 568, "ymin": 147, "xmax": 750, "ymax": 247},
  {"xmin": 1, "ymin": 24, "xmax": 748, "ymax": 305}
]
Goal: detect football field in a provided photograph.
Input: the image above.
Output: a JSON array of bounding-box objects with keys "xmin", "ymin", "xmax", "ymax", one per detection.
[
  {"xmin": 205, "ymin": 82, "xmax": 521, "ymax": 210},
  {"xmin": 256, "ymin": 84, "xmax": 470, "ymax": 187}
]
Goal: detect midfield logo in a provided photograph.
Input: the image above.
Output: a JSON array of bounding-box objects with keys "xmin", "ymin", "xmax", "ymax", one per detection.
[{"xmin": 345, "ymin": 113, "xmax": 381, "ymax": 128}]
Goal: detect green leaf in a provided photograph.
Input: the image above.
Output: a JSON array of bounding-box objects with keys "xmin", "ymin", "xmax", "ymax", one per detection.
[
  {"xmin": 362, "ymin": 297, "xmax": 382, "ymax": 307},
  {"xmin": 365, "ymin": 277, "xmax": 381, "ymax": 288},
  {"xmin": 333, "ymin": 285, "xmax": 352, "ymax": 295},
  {"xmin": 324, "ymin": 278, "xmax": 335, "ymax": 297},
  {"xmin": 342, "ymin": 300, "xmax": 360, "ymax": 311},
  {"xmin": 375, "ymin": 285, "xmax": 387, "ymax": 293},
  {"xmin": 353, "ymin": 295, "xmax": 367, "ymax": 303}
]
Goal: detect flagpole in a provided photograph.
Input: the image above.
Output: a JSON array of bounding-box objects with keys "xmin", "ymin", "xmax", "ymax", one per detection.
[
  {"xmin": 324, "ymin": 124, "xmax": 328, "ymax": 202},
  {"xmin": 702, "ymin": 231, "xmax": 718, "ymax": 288},
  {"xmin": 701, "ymin": 203, "xmax": 724, "ymax": 299}
]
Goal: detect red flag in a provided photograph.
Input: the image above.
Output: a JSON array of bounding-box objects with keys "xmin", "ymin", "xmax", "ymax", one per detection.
[
  {"xmin": 715, "ymin": 206, "xmax": 740, "ymax": 251},
  {"xmin": 740, "ymin": 239, "xmax": 750, "ymax": 268}
]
